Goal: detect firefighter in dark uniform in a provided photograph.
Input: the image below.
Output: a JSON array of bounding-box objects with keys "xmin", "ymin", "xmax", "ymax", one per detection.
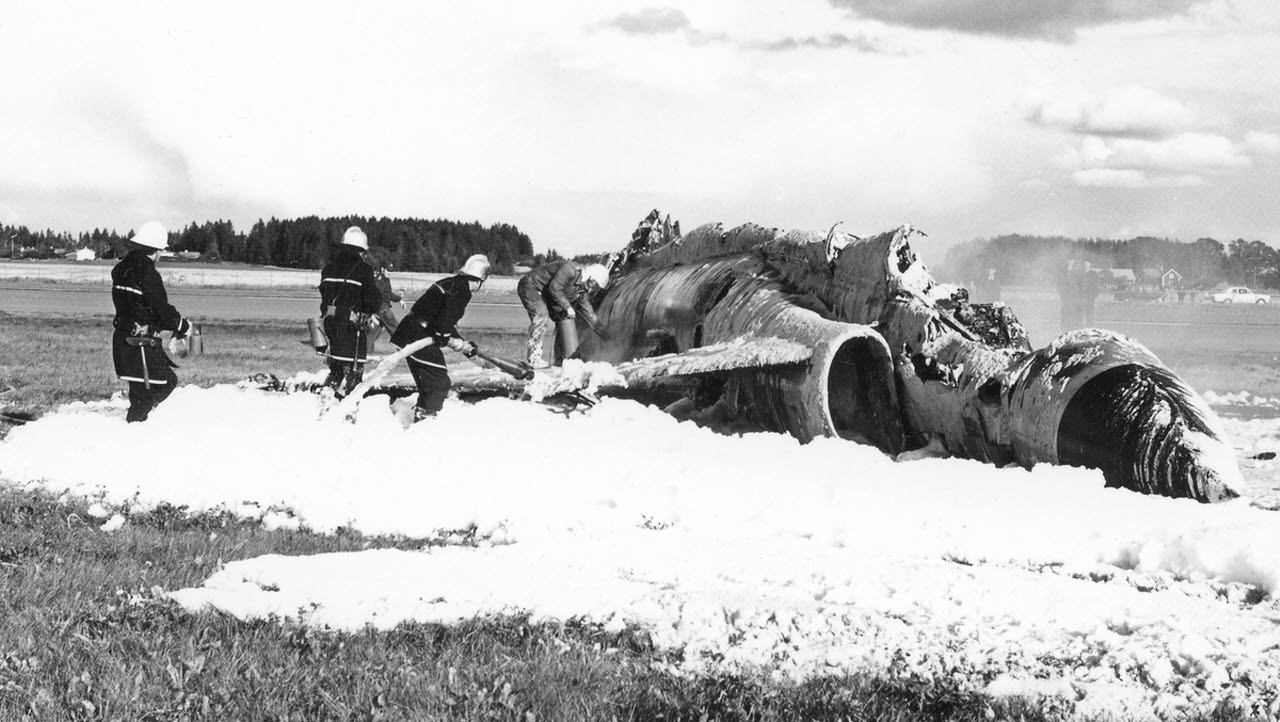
[
  {"xmin": 319, "ymin": 227, "xmax": 383, "ymax": 397},
  {"xmin": 364, "ymin": 246, "xmax": 403, "ymax": 353},
  {"xmin": 110, "ymin": 221, "xmax": 194, "ymax": 423},
  {"xmin": 517, "ymin": 260, "xmax": 610, "ymax": 368},
  {"xmin": 391, "ymin": 254, "xmax": 490, "ymax": 420}
]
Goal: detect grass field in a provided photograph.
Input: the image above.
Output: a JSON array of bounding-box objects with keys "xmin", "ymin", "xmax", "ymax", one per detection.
[
  {"xmin": 997, "ymin": 288, "xmax": 1280, "ymax": 398},
  {"xmin": 0, "ymin": 296, "xmax": 1266, "ymax": 721},
  {"xmin": 0, "ymin": 313, "xmax": 526, "ymax": 421},
  {"xmin": 3, "ymin": 481, "xmax": 1045, "ymax": 720},
  {"xmin": 5, "ymin": 487, "xmax": 1025, "ymax": 722}
]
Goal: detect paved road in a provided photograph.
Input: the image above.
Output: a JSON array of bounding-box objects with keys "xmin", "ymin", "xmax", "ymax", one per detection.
[{"xmin": 1, "ymin": 285, "xmax": 530, "ymax": 331}]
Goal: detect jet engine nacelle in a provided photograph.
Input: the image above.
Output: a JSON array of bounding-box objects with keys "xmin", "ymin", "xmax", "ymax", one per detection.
[{"xmin": 580, "ymin": 256, "xmax": 904, "ymax": 452}]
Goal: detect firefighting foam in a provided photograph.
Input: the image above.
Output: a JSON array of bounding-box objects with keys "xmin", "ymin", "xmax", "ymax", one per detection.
[{"xmin": 3, "ymin": 384, "xmax": 1280, "ymax": 718}]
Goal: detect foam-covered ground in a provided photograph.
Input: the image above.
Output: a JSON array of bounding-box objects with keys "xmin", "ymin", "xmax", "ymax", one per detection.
[
  {"xmin": 3, "ymin": 377, "xmax": 1280, "ymax": 720},
  {"xmin": 1204, "ymin": 391, "xmax": 1280, "ymax": 509}
]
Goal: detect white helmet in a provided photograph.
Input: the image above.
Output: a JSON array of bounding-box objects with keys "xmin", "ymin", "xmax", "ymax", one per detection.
[
  {"xmin": 581, "ymin": 263, "xmax": 610, "ymax": 290},
  {"xmin": 458, "ymin": 254, "xmax": 491, "ymax": 281},
  {"xmin": 342, "ymin": 226, "xmax": 369, "ymax": 250},
  {"xmin": 131, "ymin": 221, "xmax": 169, "ymax": 250}
]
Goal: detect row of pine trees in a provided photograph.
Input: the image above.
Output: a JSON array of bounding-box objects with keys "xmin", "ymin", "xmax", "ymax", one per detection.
[{"xmin": 1, "ymin": 216, "xmax": 536, "ymax": 275}]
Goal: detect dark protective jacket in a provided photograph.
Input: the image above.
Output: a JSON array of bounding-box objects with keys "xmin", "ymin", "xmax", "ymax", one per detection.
[
  {"xmin": 372, "ymin": 266, "xmax": 401, "ymax": 308},
  {"xmin": 391, "ymin": 275, "xmax": 472, "ymax": 368},
  {"xmin": 523, "ymin": 260, "xmax": 599, "ymax": 324},
  {"xmin": 319, "ymin": 246, "xmax": 382, "ymax": 319},
  {"xmin": 111, "ymin": 250, "xmax": 189, "ymax": 384},
  {"xmin": 319, "ymin": 246, "xmax": 382, "ymax": 364}
]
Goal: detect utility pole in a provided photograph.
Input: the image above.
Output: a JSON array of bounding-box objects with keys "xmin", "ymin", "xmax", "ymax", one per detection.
[{"xmin": 5, "ymin": 233, "xmax": 15, "ymax": 260}]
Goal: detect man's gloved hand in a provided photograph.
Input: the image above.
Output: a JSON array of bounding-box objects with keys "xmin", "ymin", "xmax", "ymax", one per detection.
[
  {"xmin": 168, "ymin": 335, "xmax": 188, "ymax": 357},
  {"xmin": 398, "ymin": 298, "xmax": 407, "ymax": 309},
  {"xmin": 565, "ymin": 310, "xmax": 576, "ymax": 320},
  {"xmin": 448, "ymin": 337, "xmax": 478, "ymax": 357}
]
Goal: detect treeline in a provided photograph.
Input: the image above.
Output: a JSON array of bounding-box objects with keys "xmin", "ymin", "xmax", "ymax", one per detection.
[
  {"xmin": 522, "ymin": 251, "xmax": 611, "ymax": 266},
  {"xmin": 0, "ymin": 216, "xmax": 536, "ymax": 275},
  {"xmin": 940, "ymin": 234, "xmax": 1280, "ymax": 290}
]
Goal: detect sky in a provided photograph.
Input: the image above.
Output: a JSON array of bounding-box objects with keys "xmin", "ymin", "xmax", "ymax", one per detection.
[{"xmin": 1, "ymin": 0, "xmax": 1278, "ymax": 256}]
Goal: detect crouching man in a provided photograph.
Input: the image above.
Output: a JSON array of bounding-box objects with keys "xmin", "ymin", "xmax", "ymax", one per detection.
[
  {"xmin": 319, "ymin": 227, "xmax": 383, "ymax": 397},
  {"xmin": 517, "ymin": 260, "xmax": 610, "ymax": 368},
  {"xmin": 111, "ymin": 221, "xmax": 195, "ymax": 422},
  {"xmin": 391, "ymin": 255, "xmax": 490, "ymax": 420}
]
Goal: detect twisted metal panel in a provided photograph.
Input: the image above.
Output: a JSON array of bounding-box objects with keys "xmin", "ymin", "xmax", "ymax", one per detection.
[{"xmin": 595, "ymin": 211, "xmax": 1241, "ymax": 502}]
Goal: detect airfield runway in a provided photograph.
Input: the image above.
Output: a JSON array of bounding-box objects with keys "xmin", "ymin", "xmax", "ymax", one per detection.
[{"xmin": 1, "ymin": 284, "xmax": 530, "ymax": 331}]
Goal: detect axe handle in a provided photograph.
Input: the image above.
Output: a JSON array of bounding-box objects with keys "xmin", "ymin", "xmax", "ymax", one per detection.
[{"xmin": 139, "ymin": 345, "xmax": 151, "ymax": 389}]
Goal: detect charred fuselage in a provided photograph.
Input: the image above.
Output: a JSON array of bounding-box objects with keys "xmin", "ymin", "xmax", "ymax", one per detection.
[{"xmin": 575, "ymin": 212, "xmax": 1241, "ymax": 503}]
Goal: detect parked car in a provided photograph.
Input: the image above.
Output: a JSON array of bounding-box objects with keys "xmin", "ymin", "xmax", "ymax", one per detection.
[{"xmin": 1211, "ymin": 286, "xmax": 1271, "ymax": 304}]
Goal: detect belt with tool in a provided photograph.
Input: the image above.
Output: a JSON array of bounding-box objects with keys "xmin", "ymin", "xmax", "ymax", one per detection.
[{"xmin": 120, "ymin": 322, "xmax": 160, "ymax": 388}]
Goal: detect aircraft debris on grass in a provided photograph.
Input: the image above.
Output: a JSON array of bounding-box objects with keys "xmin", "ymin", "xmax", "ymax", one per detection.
[{"xmin": 293, "ymin": 210, "xmax": 1242, "ymax": 503}]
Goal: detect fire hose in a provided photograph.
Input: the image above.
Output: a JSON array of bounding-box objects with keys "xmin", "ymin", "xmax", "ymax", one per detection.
[{"xmin": 328, "ymin": 336, "xmax": 536, "ymax": 419}]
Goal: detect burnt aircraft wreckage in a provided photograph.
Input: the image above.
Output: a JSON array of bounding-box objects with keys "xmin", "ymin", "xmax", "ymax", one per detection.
[{"xmin": 373, "ymin": 210, "xmax": 1241, "ymax": 503}]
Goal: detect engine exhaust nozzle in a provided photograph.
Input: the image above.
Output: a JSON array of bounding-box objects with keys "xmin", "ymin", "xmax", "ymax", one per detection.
[{"xmin": 1008, "ymin": 329, "xmax": 1241, "ymax": 502}]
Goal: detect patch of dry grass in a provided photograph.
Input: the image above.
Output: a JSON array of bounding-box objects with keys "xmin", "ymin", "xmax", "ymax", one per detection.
[{"xmin": 0, "ymin": 313, "xmax": 525, "ymax": 429}]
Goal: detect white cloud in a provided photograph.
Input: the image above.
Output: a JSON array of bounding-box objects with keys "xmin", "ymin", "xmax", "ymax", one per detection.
[
  {"xmin": 1055, "ymin": 132, "xmax": 1259, "ymax": 190},
  {"xmin": 603, "ymin": 6, "xmax": 691, "ymax": 34},
  {"xmin": 1022, "ymin": 85, "xmax": 1200, "ymax": 137},
  {"xmin": 1105, "ymin": 133, "xmax": 1250, "ymax": 172},
  {"xmin": 1071, "ymin": 168, "xmax": 1206, "ymax": 188},
  {"xmin": 1245, "ymin": 131, "xmax": 1280, "ymax": 155},
  {"xmin": 0, "ymin": 0, "xmax": 1277, "ymax": 249}
]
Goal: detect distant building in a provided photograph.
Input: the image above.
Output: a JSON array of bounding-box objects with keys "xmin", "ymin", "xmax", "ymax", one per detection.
[
  {"xmin": 1137, "ymin": 267, "xmax": 1164, "ymax": 285},
  {"xmin": 1105, "ymin": 268, "xmax": 1136, "ymax": 284},
  {"xmin": 176, "ymin": 251, "xmax": 201, "ymax": 260},
  {"xmin": 1161, "ymin": 269, "xmax": 1183, "ymax": 288},
  {"xmin": 69, "ymin": 248, "xmax": 97, "ymax": 261}
]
